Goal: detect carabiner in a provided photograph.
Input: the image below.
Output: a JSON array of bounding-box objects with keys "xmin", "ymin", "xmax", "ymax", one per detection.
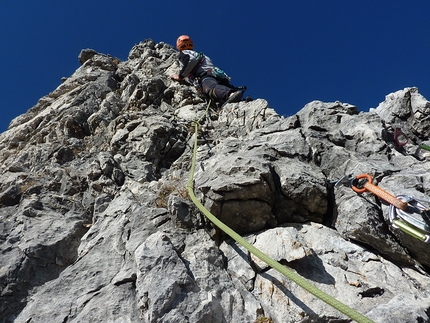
[
  {"xmin": 388, "ymin": 195, "xmax": 430, "ymax": 243},
  {"xmin": 336, "ymin": 173, "xmax": 430, "ymax": 242},
  {"xmin": 391, "ymin": 219, "xmax": 430, "ymax": 243},
  {"xmin": 394, "ymin": 128, "xmax": 408, "ymax": 147}
]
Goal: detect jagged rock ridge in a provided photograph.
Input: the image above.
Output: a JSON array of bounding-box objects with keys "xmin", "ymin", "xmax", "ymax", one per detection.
[{"xmin": 1, "ymin": 39, "xmax": 430, "ymax": 322}]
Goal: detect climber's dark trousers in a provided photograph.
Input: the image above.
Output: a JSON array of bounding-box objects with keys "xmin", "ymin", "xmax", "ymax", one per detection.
[{"xmin": 201, "ymin": 76, "xmax": 232, "ymax": 101}]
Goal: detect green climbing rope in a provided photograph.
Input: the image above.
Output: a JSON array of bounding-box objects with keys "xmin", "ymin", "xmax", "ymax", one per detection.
[{"xmin": 186, "ymin": 102, "xmax": 375, "ymax": 323}]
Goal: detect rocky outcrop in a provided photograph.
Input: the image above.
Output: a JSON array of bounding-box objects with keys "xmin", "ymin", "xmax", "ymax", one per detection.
[{"xmin": 1, "ymin": 39, "xmax": 430, "ymax": 323}]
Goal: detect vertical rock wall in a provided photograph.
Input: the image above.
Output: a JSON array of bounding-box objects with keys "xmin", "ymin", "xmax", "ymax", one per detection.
[{"xmin": 0, "ymin": 39, "xmax": 429, "ymax": 322}]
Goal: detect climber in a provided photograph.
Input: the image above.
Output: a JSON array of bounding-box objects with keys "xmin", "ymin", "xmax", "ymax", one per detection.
[{"xmin": 170, "ymin": 35, "xmax": 244, "ymax": 105}]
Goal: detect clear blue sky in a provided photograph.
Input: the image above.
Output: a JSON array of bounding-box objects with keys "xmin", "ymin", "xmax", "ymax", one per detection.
[{"xmin": 1, "ymin": 1, "xmax": 430, "ymax": 132}]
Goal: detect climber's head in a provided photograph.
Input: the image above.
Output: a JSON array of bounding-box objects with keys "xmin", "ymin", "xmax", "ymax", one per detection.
[{"xmin": 176, "ymin": 35, "xmax": 194, "ymax": 51}]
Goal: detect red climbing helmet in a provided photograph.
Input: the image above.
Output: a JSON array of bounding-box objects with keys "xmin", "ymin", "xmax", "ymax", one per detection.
[{"xmin": 176, "ymin": 35, "xmax": 194, "ymax": 51}]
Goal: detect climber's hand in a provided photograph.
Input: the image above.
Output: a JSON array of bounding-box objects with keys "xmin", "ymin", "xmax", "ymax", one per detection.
[{"xmin": 171, "ymin": 74, "xmax": 183, "ymax": 82}]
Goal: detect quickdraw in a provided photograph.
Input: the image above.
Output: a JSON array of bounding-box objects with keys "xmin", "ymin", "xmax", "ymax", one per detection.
[
  {"xmin": 390, "ymin": 127, "xmax": 430, "ymax": 155},
  {"xmin": 334, "ymin": 174, "xmax": 430, "ymax": 242},
  {"xmin": 388, "ymin": 195, "xmax": 430, "ymax": 242}
]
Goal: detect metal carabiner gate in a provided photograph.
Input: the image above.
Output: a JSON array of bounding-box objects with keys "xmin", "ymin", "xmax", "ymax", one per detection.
[{"xmin": 388, "ymin": 195, "xmax": 430, "ymax": 243}]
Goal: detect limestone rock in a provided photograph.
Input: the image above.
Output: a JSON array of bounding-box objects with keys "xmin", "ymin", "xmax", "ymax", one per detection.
[{"xmin": 1, "ymin": 39, "xmax": 430, "ymax": 323}]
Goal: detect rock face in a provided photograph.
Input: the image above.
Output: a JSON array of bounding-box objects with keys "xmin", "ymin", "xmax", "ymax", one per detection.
[{"xmin": 1, "ymin": 39, "xmax": 430, "ymax": 323}]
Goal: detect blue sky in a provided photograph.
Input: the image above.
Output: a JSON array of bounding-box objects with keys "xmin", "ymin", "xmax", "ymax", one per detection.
[{"xmin": 1, "ymin": 1, "xmax": 430, "ymax": 132}]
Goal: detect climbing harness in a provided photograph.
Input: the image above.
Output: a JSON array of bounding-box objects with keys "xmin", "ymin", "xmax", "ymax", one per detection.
[
  {"xmin": 187, "ymin": 101, "xmax": 375, "ymax": 323},
  {"xmin": 188, "ymin": 52, "xmax": 205, "ymax": 78},
  {"xmin": 334, "ymin": 173, "xmax": 430, "ymax": 242}
]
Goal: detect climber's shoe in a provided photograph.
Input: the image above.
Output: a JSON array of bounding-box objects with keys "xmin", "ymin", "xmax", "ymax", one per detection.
[{"xmin": 225, "ymin": 91, "xmax": 243, "ymax": 104}]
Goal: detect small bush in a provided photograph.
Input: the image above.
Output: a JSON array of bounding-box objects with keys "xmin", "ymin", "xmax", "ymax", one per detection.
[
  {"xmin": 254, "ymin": 317, "xmax": 274, "ymax": 323},
  {"xmin": 156, "ymin": 182, "xmax": 189, "ymax": 208}
]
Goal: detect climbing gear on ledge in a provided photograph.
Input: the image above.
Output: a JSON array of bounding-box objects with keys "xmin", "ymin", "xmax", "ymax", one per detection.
[
  {"xmin": 187, "ymin": 102, "xmax": 375, "ymax": 323},
  {"xmin": 394, "ymin": 127, "xmax": 408, "ymax": 147},
  {"xmin": 388, "ymin": 195, "xmax": 430, "ymax": 242},
  {"xmin": 333, "ymin": 173, "xmax": 430, "ymax": 243},
  {"xmin": 420, "ymin": 143, "xmax": 430, "ymax": 152},
  {"xmin": 387, "ymin": 126, "xmax": 430, "ymax": 157}
]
